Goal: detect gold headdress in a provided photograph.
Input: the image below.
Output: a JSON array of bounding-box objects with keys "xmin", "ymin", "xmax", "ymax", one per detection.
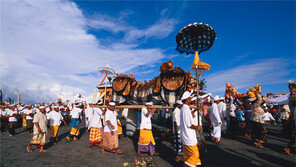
[
  {"xmin": 247, "ymin": 84, "xmax": 262, "ymax": 98},
  {"xmin": 289, "ymin": 80, "xmax": 296, "ymax": 93}
]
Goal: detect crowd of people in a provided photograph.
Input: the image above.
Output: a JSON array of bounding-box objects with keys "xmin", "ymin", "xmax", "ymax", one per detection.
[{"xmin": 0, "ymin": 87, "xmax": 295, "ymax": 167}]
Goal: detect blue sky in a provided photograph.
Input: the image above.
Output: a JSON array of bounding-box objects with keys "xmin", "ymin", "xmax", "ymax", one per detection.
[
  {"xmin": 75, "ymin": 1, "xmax": 295, "ymax": 94},
  {"xmin": 1, "ymin": 0, "xmax": 295, "ymax": 102}
]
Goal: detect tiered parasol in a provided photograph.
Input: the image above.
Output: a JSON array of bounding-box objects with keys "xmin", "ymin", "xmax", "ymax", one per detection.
[{"xmin": 176, "ymin": 22, "xmax": 216, "ymax": 126}]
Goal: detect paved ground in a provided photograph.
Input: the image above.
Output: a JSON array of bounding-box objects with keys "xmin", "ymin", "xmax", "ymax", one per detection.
[{"xmin": 0, "ymin": 121, "xmax": 295, "ymax": 167}]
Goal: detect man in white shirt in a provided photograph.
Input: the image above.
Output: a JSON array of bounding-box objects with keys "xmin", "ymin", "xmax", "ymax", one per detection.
[
  {"xmin": 27, "ymin": 106, "xmax": 48, "ymax": 152},
  {"xmin": 228, "ymin": 96, "xmax": 239, "ymax": 135},
  {"xmin": 263, "ymin": 109, "xmax": 275, "ymax": 124},
  {"xmin": 48, "ymin": 106, "xmax": 67, "ymax": 144},
  {"xmin": 137, "ymin": 102, "xmax": 158, "ymax": 156},
  {"xmin": 211, "ymin": 96, "xmax": 222, "ymax": 144},
  {"xmin": 23, "ymin": 105, "xmax": 34, "ymax": 134},
  {"xmin": 84, "ymin": 104, "xmax": 93, "ymax": 134},
  {"xmin": 102, "ymin": 102, "xmax": 123, "ymax": 154},
  {"xmin": 180, "ymin": 91, "xmax": 202, "ymax": 167},
  {"xmin": 173, "ymin": 100, "xmax": 183, "ymax": 162},
  {"xmin": 1, "ymin": 106, "xmax": 8, "ymax": 132},
  {"xmin": 218, "ymin": 97, "xmax": 227, "ymax": 134},
  {"xmin": 191, "ymin": 96, "xmax": 204, "ymax": 144},
  {"xmin": 66, "ymin": 104, "xmax": 82, "ymax": 142},
  {"xmin": 7, "ymin": 105, "xmax": 18, "ymax": 137},
  {"xmin": 89, "ymin": 104, "xmax": 104, "ymax": 147}
]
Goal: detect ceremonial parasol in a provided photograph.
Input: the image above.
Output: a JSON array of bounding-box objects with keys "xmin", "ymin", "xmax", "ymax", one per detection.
[
  {"xmin": 176, "ymin": 22, "xmax": 216, "ymax": 55},
  {"xmin": 176, "ymin": 22, "xmax": 216, "ymax": 126},
  {"xmin": 98, "ymin": 65, "xmax": 115, "ymax": 105}
]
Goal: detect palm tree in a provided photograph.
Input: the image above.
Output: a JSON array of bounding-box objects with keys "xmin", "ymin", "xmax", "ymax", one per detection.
[{"xmin": 199, "ymin": 78, "xmax": 207, "ymax": 92}]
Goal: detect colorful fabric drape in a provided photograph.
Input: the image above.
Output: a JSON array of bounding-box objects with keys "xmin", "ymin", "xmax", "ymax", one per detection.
[
  {"xmin": 89, "ymin": 127, "xmax": 102, "ymax": 146},
  {"xmin": 30, "ymin": 133, "xmax": 46, "ymax": 146},
  {"xmin": 138, "ymin": 129, "xmax": 155, "ymax": 145},
  {"xmin": 70, "ymin": 127, "xmax": 79, "ymax": 136},
  {"xmin": 138, "ymin": 129, "xmax": 156, "ymax": 154},
  {"xmin": 50, "ymin": 125, "xmax": 59, "ymax": 137},
  {"xmin": 103, "ymin": 131, "xmax": 119, "ymax": 151},
  {"xmin": 183, "ymin": 145, "xmax": 201, "ymax": 167}
]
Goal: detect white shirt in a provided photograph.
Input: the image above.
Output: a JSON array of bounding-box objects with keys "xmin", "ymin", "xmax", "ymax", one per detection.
[
  {"xmin": 18, "ymin": 106, "xmax": 24, "ymax": 111},
  {"xmin": 47, "ymin": 111, "xmax": 63, "ymax": 126},
  {"xmin": 104, "ymin": 109, "xmax": 118, "ymax": 132},
  {"xmin": 70, "ymin": 108, "xmax": 82, "ymax": 119},
  {"xmin": 46, "ymin": 110, "xmax": 52, "ymax": 118},
  {"xmin": 218, "ymin": 102, "xmax": 227, "ymax": 119},
  {"xmin": 7, "ymin": 109, "xmax": 18, "ymax": 122},
  {"xmin": 33, "ymin": 112, "xmax": 48, "ymax": 134},
  {"xmin": 172, "ymin": 107, "xmax": 181, "ymax": 134},
  {"xmin": 180, "ymin": 104, "xmax": 197, "ymax": 145},
  {"xmin": 84, "ymin": 107, "xmax": 93, "ymax": 120},
  {"xmin": 140, "ymin": 107, "xmax": 152, "ymax": 130},
  {"xmin": 263, "ymin": 112, "xmax": 275, "ymax": 121},
  {"xmin": 210, "ymin": 103, "xmax": 222, "ymax": 126},
  {"xmin": 1, "ymin": 110, "xmax": 7, "ymax": 116},
  {"xmin": 229, "ymin": 97, "xmax": 236, "ymax": 117},
  {"xmin": 23, "ymin": 109, "xmax": 34, "ymax": 120},
  {"xmin": 46, "ymin": 107, "xmax": 51, "ymax": 112},
  {"xmin": 89, "ymin": 108, "xmax": 103, "ymax": 128}
]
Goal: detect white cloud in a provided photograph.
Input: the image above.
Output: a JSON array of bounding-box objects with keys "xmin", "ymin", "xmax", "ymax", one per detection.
[
  {"xmin": 124, "ymin": 18, "xmax": 178, "ymax": 41},
  {"xmin": 0, "ymin": 0, "xmax": 173, "ymax": 103},
  {"xmin": 87, "ymin": 11, "xmax": 177, "ymax": 42},
  {"xmin": 86, "ymin": 13, "xmax": 131, "ymax": 33},
  {"xmin": 205, "ymin": 58, "xmax": 291, "ymax": 94}
]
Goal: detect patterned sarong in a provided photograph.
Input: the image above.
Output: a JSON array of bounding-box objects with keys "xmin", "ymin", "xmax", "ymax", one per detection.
[
  {"xmin": 89, "ymin": 127, "xmax": 102, "ymax": 146},
  {"xmin": 183, "ymin": 145, "xmax": 201, "ymax": 167},
  {"xmin": 103, "ymin": 131, "xmax": 119, "ymax": 151},
  {"xmin": 138, "ymin": 129, "xmax": 155, "ymax": 154},
  {"xmin": 50, "ymin": 125, "xmax": 59, "ymax": 137},
  {"xmin": 30, "ymin": 133, "xmax": 47, "ymax": 146},
  {"xmin": 251, "ymin": 121, "xmax": 267, "ymax": 143},
  {"xmin": 174, "ymin": 134, "xmax": 183, "ymax": 154}
]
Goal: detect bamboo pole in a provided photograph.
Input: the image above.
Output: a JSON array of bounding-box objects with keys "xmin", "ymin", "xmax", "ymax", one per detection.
[{"xmin": 92, "ymin": 105, "xmax": 198, "ymax": 109}]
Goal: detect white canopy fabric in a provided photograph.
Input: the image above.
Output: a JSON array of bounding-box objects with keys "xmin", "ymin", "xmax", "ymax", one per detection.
[{"xmin": 264, "ymin": 94, "xmax": 290, "ymax": 105}]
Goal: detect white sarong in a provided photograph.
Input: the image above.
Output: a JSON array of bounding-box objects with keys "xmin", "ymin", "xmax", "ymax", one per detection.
[{"xmin": 211, "ymin": 124, "xmax": 221, "ymax": 141}]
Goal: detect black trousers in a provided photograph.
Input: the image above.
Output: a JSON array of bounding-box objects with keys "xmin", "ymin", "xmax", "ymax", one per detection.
[
  {"xmin": 9, "ymin": 121, "xmax": 16, "ymax": 135},
  {"xmin": 244, "ymin": 117, "xmax": 252, "ymax": 135},
  {"xmin": 26, "ymin": 120, "xmax": 33, "ymax": 132},
  {"xmin": 287, "ymin": 120, "xmax": 295, "ymax": 148},
  {"xmin": 229, "ymin": 116, "xmax": 239, "ymax": 134},
  {"xmin": 1, "ymin": 119, "xmax": 8, "ymax": 132}
]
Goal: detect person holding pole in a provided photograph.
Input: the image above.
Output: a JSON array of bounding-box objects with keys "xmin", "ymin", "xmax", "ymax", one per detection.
[
  {"xmin": 137, "ymin": 102, "xmax": 158, "ymax": 156},
  {"xmin": 180, "ymin": 91, "xmax": 202, "ymax": 167}
]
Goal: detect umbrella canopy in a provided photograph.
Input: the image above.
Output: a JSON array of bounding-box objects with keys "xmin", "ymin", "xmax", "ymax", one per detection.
[
  {"xmin": 98, "ymin": 65, "xmax": 115, "ymax": 75},
  {"xmin": 176, "ymin": 22, "xmax": 216, "ymax": 55}
]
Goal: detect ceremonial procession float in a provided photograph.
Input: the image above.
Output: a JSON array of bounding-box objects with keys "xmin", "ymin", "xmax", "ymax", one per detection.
[{"xmin": 96, "ymin": 23, "xmax": 216, "ymax": 109}]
